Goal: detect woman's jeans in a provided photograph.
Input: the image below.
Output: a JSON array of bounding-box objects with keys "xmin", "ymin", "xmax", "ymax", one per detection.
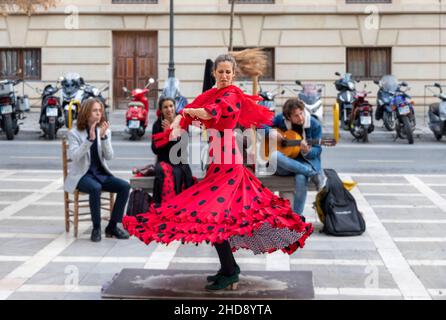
[
  {"xmin": 270, "ymin": 151, "xmax": 317, "ymax": 216},
  {"xmin": 77, "ymin": 175, "xmax": 130, "ymax": 229}
]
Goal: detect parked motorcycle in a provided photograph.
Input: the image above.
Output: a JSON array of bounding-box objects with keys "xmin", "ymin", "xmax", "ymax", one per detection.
[
  {"xmin": 334, "ymin": 72, "xmax": 358, "ymax": 130},
  {"xmin": 39, "ymin": 84, "xmax": 64, "ymax": 140},
  {"xmin": 59, "ymin": 73, "xmax": 84, "ymax": 129},
  {"xmin": 428, "ymin": 83, "xmax": 446, "ymax": 141},
  {"xmin": 161, "ymin": 77, "xmax": 188, "ymax": 113},
  {"xmin": 258, "ymin": 83, "xmax": 284, "ymax": 113},
  {"xmin": 0, "ymin": 79, "xmax": 23, "ymax": 140},
  {"xmin": 295, "ymin": 80, "xmax": 324, "ymax": 123},
  {"xmin": 81, "ymin": 82, "xmax": 110, "ymax": 120},
  {"xmin": 390, "ymin": 82, "xmax": 416, "ymax": 144},
  {"xmin": 123, "ymin": 78, "xmax": 155, "ymax": 140},
  {"xmin": 349, "ymin": 85, "xmax": 374, "ymax": 142},
  {"xmin": 374, "ymin": 75, "xmax": 399, "ymax": 131}
]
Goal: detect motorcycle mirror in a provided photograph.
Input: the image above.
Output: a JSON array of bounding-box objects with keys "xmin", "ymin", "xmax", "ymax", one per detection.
[
  {"xmin": 281, "ymin": 90, "xmax": 285, "ymax": 95},
  {"xmin": 401, "ymin": 81, "xmax": 408, "ymax": 86},
  {"xmin": 373, "ymin": 80, "xmax": 379, "ymax": 85},
  {"xmin": 295, "ymin": 80, "xmax": 302, "ymax": 86},
  {"xmin": 335, "ymin": 72, "xmax": 341, "ymax": 76},
  {"xmin": 148, "ymin": 78, "xmax": 155, "ymax": 84},
  {"xmin": 434, "ymin": 83, "xmax": 441, "ymax": 88},
  {"xmin": 122, "ymin": 87, "xmax": 128, "ymax": 93}
]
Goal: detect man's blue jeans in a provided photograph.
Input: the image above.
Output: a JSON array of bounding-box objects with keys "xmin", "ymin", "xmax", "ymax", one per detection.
[
  {"xmin": 77, "ymin": 174, "xmax": 130, "ymax": 229},
  {"xmin": 270, "ymin": 151, "xmax": 316, "ymax": 215}
]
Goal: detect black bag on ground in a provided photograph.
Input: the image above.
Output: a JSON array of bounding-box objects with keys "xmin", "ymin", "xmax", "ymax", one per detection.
[
  {"xmin": 126, "ymin": 189, "xmax": 152, "ymax": 217},
  {"xmin": 314, "ymin": 169, "xmax": 366, "ymax": 236}
]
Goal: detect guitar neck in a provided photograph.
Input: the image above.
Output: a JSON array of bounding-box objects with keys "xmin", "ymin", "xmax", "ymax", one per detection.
[{"xmin": 282, "ymin": 139, "xmax": 321, "ymax": 147}]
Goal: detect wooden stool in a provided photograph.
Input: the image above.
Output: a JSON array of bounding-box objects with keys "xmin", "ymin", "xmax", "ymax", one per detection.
[{"xmin": 62, "ymin": 137, "xmax": 115, "ymax": 237}]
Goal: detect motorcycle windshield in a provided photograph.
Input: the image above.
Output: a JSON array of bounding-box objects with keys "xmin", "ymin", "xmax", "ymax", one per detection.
[
  {"xmin": 440, "ymin": 102, "xmax": 446, "ymax": 119},
  {"xmin": 298, "ymin": 92, "xmax": 319, "ymax": 105},
  {"xmin": 162, "ymin": 77, "xmax": 180, "ymax": 99},
  {"xmin": 381, "ymin": 75, "xmax": 398, "ymax": 93}
]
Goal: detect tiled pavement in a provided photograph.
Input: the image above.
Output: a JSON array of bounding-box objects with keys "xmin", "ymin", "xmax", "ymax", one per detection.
[{"xmin": 0, "ymin": 169, "xmax": 446, "ymax": 300}]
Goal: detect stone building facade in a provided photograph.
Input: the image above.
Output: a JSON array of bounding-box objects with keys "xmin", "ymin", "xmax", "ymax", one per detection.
[{"xmin": 0, "ymin": 0, "xmax": 444, "ymax": 111}]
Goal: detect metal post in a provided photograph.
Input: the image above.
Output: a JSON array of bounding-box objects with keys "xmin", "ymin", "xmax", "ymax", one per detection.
[
  {"xmin": 168, "ymin": 0, "xmax": 175, "ymax": 78},
  {"xmin": 333, "ymin": 102, "xmax": 340, "ymax": 143}
]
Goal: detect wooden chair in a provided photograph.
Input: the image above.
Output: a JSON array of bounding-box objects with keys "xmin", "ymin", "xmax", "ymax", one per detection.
[{"xmin": 62, "ymin": 137, "xmax": 115, "ymax": 237}]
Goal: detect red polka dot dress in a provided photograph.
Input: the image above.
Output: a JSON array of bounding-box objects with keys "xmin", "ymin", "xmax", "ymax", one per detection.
[{"xmin": 123, "ymin": 85, "xmax": 313, "ymax": 255}]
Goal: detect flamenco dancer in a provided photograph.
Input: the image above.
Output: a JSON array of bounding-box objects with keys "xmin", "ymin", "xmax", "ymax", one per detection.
[{"xmin": 123, "ymin": 54, "xmax": 313, "ymax": 291}]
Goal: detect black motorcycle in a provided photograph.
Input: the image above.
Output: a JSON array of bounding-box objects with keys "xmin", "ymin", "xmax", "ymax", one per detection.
[
  {"xmin": 59, "ymin": 73, "xmax": 85, "ymax": 128},
  {"xmin": 391, "ymin": 83, "xmax": 416, "ymax": 144},
  {"xmin": 39, "ymin": 84, "xmax": 64, "ymax": 140},
  {"xmin": 374, "ymin": 75, "xmax": 399, "ymax": 131},
  {"xmin": 334, "ymin": 72, "xmax": 358, "ymax": 130},
  {"xmin": 81, "ymin": 83, "xmax": 110, "ymax": 120},
  {"xmin": 0, "ymin": 79, "xmax": 23, "ymax": 140},
  {"xmin": 258, "ymin": 83, "xmax": 284, "ymax": 113},
  {"xmin": 428, "ymin": 83, "xmax": 446, "ymax": 141}
]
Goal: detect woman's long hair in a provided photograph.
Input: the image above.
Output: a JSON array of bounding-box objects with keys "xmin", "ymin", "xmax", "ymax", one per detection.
[{"xmin": 76, "ymin": 98, "xmax": 106, "ymax": 131}]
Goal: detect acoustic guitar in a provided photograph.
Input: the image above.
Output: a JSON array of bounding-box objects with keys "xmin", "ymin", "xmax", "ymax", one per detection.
[{"xmin": 260, "ymin": 128, "xmax": 336, "ymax": 161}]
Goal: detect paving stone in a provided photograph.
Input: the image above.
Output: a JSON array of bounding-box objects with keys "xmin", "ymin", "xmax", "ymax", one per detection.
[
  {"xmin": 89, "ymin": 262, "xmax": 145, "ymax": 275},
  {"xmin": 0, "ymin": 191, "xmax": 33, "ymax": 201},
  {"xmin": 365, "ymin": 196, "xmax": 435, "ymax": 206},
  {"xmin": 60, "ymin": 238, "xmax": 117, "ymax": 257},
  {"xmin": 8, "ymin": 292, "xmax": 66, "ymax": 300},
  {"xmin": 0, "ymin": 181, "xmax": 51, "ymax": 190},
  {"xmin": 79, "ymin": 272, "xmax": 117, "ymax": 286},
  {"xmin": 25, "ymin": 262, "xmax": 97, "ymax": 285},
  {"xmin": 0, "ymin": 262, "xmax": 23, "ymax": 278},
  {"xmin": 398, "ymin": 245, "xmax": 446, "ymax": 260},
  {"xmin": 106, "ymin": 239, "xmax": 158, "ymax": 257},
  {"xmin": 385, "ymin": 223, "xmax": 446, "ymax": 238},
  {"xmin": 0, "ymin": 238, "xmax": 53, "ymax": 256},
  {"xmin": 291, "ymin": 265, "xmax": 398, "ymax": 289},
  {"xmin": 13, "ymin": 204, "xmax": 65, "ymax": 217},
  {"xmin": 411, "ymin": 266, "xmax": 446, "ymax": 289},
  {"xmin": 430, "ymin": 186, "xmax": 446, "ymax": 194},
  {"xmin": 357, "ymin": 185, "xmax": 419, "ymax": 194},
  {"xmin": 351, "ymin": 176, "xmax": 409, "ymax": 184}
]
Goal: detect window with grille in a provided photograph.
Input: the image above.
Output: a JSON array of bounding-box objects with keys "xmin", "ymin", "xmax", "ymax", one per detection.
[
  {"xmin": 233, "ymin": 47, "xmax": 275, "ymax": 81},
  {"xmin": 346, "ymin": 0, "xmax": 391, "ymax": 3},
  {"xmin": 0, "ymin": 48, "xmax": 41, "ymax": 80},
  {"xmin": 112, "ymin": 0, "xmax": 157, "ymax": 3},
  {"xmin": 347, "ymin": 48, "xmax": 391, "ymax": 81}
]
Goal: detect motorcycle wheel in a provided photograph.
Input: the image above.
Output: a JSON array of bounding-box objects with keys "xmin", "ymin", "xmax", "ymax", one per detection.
[
  {"xmin": 363, "ymin": 129, "xmax": 368, "ymax": 143},
  {"xmin": 138, "ymin": 128, "xmax": 145, "ymax": 138},
  {"xmin": 402, "ymin": 116, "xmax": 414, "ymax": 144},
  {"xmin": 383, "ymin": 112, "xmax": 395, "ymax": 131},
  {"xmin": 341, "ymin": 112, "xmax": 349, "ymax": 131},
  {"xmin": 48, "ymin": 121, "xmax": 56, "ymax": 140},
  {"xmin": 3, "ymin": 114, "xmax": 14, "ymax": 140},
  {"xmin": 129, "ymin": 129, "xmax": 138, "ymax": 141}
]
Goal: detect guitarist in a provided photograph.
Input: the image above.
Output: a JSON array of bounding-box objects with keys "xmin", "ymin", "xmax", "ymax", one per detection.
[{"xmin": 266, "ymin": 98, "xmax": 326, "ymax": 221}]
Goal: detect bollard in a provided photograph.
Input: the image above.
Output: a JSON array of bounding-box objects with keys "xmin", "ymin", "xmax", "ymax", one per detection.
[
  {"xmin": 333, "ymin": 102, "xmax": 340, "ymax": 143},
  {"xmin": 68, "ymin": 102, "xmax": 73, "ymax": 129}
]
